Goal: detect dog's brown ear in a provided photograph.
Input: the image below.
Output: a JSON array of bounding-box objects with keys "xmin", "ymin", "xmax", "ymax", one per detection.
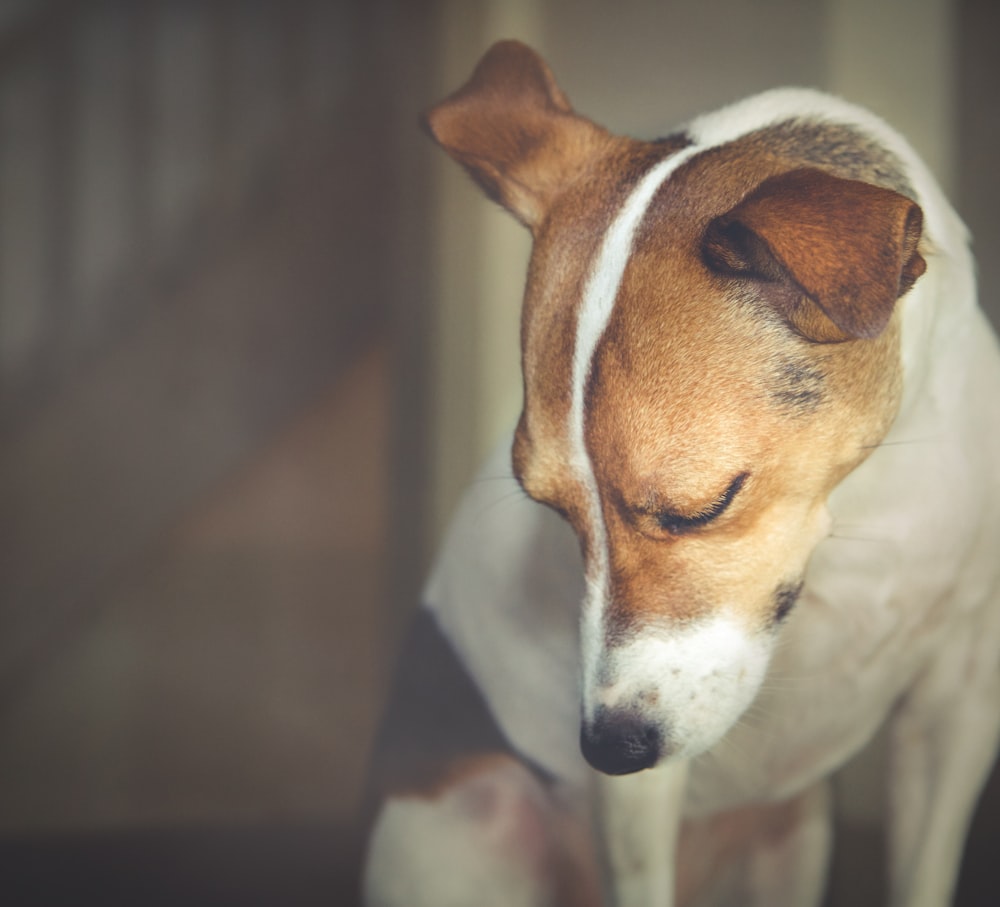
[
  {"xmin": 422, "ymin": 41, "xmax": 608, "ymax": 230},
  {"xmin": 702, "ymin": 168, "xmax": 926, "ymax": 342}
]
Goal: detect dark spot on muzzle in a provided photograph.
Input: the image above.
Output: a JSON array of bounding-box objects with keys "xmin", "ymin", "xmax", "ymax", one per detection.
[
  {"xmin": 580, "ymin": 707, "xmax": 663, "ymax": 775},
  {"xmin": 773, "ymin": 580, "xmax": 804, "ymax": 625}
]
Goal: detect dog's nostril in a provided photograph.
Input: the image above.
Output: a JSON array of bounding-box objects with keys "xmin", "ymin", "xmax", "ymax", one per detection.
[{"xmin": 580, "ymin": 708, "xmax": 663, "ymax": 776}]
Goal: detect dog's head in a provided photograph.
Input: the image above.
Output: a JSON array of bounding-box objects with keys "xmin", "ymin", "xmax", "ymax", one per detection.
[{"xmin": 425, "ymin": 42, "xmax": 926, "ymax": 774}]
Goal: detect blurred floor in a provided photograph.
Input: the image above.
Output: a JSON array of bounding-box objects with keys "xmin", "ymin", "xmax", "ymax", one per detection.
[{"xmin": 0, "ymin": 341, "xmax": 392, "ymax": 905}]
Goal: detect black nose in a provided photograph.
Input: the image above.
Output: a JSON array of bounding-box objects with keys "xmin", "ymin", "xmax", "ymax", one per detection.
[{"xmin": 580, "ymin": 708, "xmax": 663, "ymax": 775}]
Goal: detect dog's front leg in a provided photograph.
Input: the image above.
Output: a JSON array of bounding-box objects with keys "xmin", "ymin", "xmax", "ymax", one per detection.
[
  {"xmin": 886, "ymin": 614, "xmax": 1000, "ymax": 907},
  {"xmin": 593, "ymin": 759, "xmax": 689, "ymax": 907}
]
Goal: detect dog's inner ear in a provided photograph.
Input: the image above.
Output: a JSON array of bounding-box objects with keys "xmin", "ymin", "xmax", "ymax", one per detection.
[
  {"xmin": 702, "ymin": 167, "xmax": 926, "ymax": 342},
  {"xmin": 422, "ymin": 40, "xmax": 609, "ymax": 230}
]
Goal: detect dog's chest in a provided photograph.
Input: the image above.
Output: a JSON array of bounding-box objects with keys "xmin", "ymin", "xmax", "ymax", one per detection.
[
  {"xmin": 683, "ymin": 566, "xmax": 963, "ymax": 814},
  {"xmin": 684, "ymin": 637, "xmax": 904, "ymax": 813}
]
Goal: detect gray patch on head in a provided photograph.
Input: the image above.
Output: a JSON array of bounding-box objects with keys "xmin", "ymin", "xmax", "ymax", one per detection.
[
  {"xmin": 652, "ymin": 131, "xmax": 693, "ymax": 152},
  {"xmin": 771, "ymin": 356, "xmax": 826, "ymax": 414},
  {"xmin": 748, "ymin": 119, "xmax": 915, "ymax": 199}
]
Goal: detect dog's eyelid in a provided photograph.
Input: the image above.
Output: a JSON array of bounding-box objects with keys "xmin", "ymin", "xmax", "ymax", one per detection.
[{"xmin": 652, "ymin": 472, "xmax": 749, "ymax": 535}]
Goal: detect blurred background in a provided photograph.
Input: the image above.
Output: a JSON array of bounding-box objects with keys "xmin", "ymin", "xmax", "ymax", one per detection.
[{"xmin": 0, "ymin": 0, "xmax": 996, "ymax": 904}]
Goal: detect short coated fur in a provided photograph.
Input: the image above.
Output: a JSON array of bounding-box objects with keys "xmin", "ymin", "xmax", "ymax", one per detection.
[{"xmin": 364, "ymin": 42, "xmax": 1000, "ymax": 907}]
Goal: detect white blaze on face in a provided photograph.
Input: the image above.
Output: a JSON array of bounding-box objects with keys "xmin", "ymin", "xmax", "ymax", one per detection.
[
  {"xmin": 568, "ymin": 144, "xmax": 773, "ymax": 761},
  {"xmin": 569, "ymin": 148, "xmax": 697, "ymax": 714}
]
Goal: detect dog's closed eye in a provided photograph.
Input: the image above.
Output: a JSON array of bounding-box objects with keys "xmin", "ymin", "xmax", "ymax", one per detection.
[{"xmin": 652, "ymin": 472, "xmax": 749, "ymax": 536}]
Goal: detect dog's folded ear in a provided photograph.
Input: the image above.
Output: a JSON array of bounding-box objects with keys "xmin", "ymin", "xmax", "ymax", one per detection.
[
  {"xmin": 702, "ymin": 168, "xmax": 926, "ymax": 342},
  {"xmin": 422, "ymin": 41, "xmax": 608, "ymax": 230}
]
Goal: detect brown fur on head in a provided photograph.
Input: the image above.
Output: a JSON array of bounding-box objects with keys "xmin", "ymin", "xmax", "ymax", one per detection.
[{"xmin": 425, "ymin": 41, "xmax": 926, "ymax": 769}]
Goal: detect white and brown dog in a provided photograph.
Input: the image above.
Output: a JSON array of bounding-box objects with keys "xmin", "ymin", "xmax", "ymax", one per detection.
[{"xmin": 363, "ymin": 42, "xmax": 1000, "ymax": 907}]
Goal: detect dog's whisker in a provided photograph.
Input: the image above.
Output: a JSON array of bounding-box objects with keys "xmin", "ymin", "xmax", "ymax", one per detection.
[
  {"xmin": 826, "ymin": 532, "xmax": 893, "ymax": 545},
  {"xmin": 741, "ymin": 696, "xmax": 785, "ymax": 726},
  {"xmin": 859, "ymin": 435, "xmax": 941, "ymax": 451},
  {"xmin": 753, "ymin": 677, "xmax": 799, "ymax": 697},
  {"xmin": 713, "ymin": 714, "xmax": 767, "ymax": 760},
  {"xmin": 694, "ymin": 732, "xmax": 745, "ymax": 768},
  {"xmin": 826, "ymin": 520, "xmax": 894, "ymax": 544},
  {"xmin": 470, "ymin": 473, "xmax": 518, "ymax": 484},
  {"xmin": 475, "ymin": 487, "xmax": 531, "ymax": 519}
]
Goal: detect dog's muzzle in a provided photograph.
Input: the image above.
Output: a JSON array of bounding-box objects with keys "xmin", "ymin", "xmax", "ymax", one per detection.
[{"xmin": 580, "ymin": 707, "xmax": 663, "ymax": 775}]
